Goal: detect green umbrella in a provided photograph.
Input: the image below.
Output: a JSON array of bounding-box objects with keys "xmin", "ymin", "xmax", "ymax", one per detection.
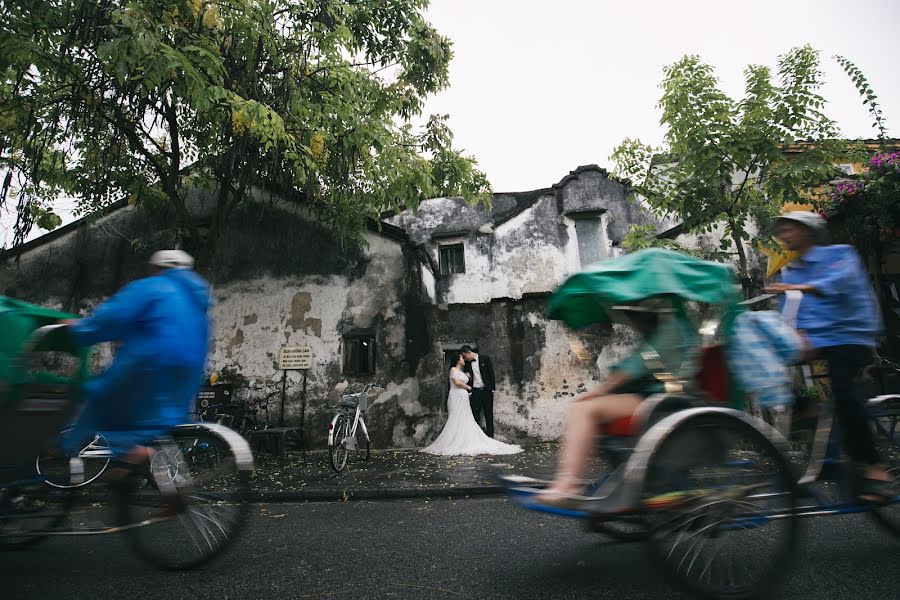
[{"xmin": 546, "ymin": 248, "xmax": 742, "ymax": 329}]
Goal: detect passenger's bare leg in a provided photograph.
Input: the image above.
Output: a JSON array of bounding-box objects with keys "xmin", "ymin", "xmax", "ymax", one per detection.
[{"xmin": 543, "ymin": 393, "xmax": 643, "ymax": 496}]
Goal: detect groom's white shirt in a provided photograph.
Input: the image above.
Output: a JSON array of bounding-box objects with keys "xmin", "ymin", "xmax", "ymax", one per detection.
[{"xmin": 470, "ymin": 354, "xmax": 485, "ymax": 389}]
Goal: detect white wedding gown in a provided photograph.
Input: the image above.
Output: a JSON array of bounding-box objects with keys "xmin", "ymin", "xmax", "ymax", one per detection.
[{"xmin": 422, "ymin": 369, "xmax": 522, "ymax": 456}]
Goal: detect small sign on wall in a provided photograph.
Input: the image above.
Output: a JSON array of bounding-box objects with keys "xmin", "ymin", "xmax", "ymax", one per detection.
[{"xmin": 279, "ymin": 346, "xmax": 313, "ymax": 370}]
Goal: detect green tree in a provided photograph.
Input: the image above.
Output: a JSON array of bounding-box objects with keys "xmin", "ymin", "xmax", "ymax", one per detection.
[
  {"xmin": 0, "ymin": 0, "xmax": 490, "ymax": 271},
  {"xmin": 611, "ymin": 46, "xmax": 847, "ymax": 291}
]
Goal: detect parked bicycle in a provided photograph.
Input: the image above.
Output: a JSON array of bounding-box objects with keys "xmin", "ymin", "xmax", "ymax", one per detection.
[
  {"xmin": 327, "ymin": 384, "xmax": 378, "ymax": 472},
  {"xmin": 196, "ymin": 389, "xmax": 273, "ymax": 436},
  {"xmin": 234, "ymin": 389, "xmax": 274, "ymax": 436}
]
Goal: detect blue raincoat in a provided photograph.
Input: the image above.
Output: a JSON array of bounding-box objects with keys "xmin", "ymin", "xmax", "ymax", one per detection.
[{"xmin": 61, "ymin": 268, "xmax": 212, "ymax": 456}]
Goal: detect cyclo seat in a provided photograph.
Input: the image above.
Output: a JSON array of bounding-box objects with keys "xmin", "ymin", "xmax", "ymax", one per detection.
[
  {"xmin": 603, "ymin": 344, "xmax": 731, "ymax": 437},
  {"xmin": 0, "ymin": 298, "xmax": 88, "ymax": 468}
]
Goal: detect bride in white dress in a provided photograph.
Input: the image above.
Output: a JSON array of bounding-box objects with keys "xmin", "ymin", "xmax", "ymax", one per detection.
[{"xmin": 422, "ymin": 355, "xmax": 522, "ymax": 456}]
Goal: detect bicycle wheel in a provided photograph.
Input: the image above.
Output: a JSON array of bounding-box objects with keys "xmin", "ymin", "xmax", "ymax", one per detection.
[
  {"xmin": 0, "ymin": 480, "xmax": 72, "ymax": 549},
  {"xmin": 329, "ymin": 415, "xmax": 349, "ymax": 472},
  {"xmin": 870, "ymin": 414, "xmax": 900, "ymax": 537},
  {"xmin": 356, "ymin": 420, "xmax": 371, "ymax": 462},
  {"xmin": 642, "ymin": 412, "xmax": 799, "ymax": 600},
  {"xmin": 36, "ymin": 434, "xmax": 111, "ymax": 489},
  {"xmin": 118, "ymin": 425, "xmax": 251, "ymax": 570}
]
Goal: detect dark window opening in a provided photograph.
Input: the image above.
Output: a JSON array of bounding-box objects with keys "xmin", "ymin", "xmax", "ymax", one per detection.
[
  {"xmin": 439, "ymin": 244, "xmax": 465, "ymax": 275},
  {"xmin": 343, "ymin": 334, "xmax": 376, "ymax": 375}
]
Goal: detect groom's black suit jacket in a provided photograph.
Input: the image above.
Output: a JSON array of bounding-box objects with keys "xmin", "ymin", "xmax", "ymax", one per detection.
[{"xmin": 463, "ymin": 354, "xmax": 496, "ymax": 392}]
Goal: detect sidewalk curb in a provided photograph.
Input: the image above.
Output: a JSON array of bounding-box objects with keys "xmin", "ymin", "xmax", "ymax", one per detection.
[{"xmin": 250, "ymin": 484, "xmax": 505, "ymax": 503}]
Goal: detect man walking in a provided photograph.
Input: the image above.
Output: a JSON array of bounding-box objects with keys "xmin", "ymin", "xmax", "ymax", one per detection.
[{"xmin": 460, "ymin": 345, "xmax": 497, "ymax": 438}]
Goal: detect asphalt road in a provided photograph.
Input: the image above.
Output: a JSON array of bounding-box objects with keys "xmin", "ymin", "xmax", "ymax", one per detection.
[{"xmin": 2, "ymin": 497, "xmax": 898, "ymax": 600}]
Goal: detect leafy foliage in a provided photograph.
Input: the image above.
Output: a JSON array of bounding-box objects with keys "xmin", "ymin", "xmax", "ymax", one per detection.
[
  {"xmin": 0, "ymin": 0, "xmax": 490, "ymax": 269},
  {"xmin": 611, "ymin": 46, "xmax": 848, "ymax": 288},
  {"xmin": 834, "ymin": 55, "xmax": 889, "ymax": 148}
]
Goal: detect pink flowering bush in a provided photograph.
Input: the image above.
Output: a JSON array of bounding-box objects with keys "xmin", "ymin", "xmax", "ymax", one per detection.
[{"xmin": 822, "ymin": 152, "xmax": 900, "ymax": 254}]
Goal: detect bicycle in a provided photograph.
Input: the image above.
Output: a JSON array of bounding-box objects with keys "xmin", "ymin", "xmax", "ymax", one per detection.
[
  {"xmin": 327, "ymin": 384, "xmax": 378, "ymax": 472},
  {"xmin": 232, "ymin": 391, "xmax": 274, "ymax": 437},
  {"xmin": 1, "ymin": 320, "xmax": 253, "ymax": 570}
]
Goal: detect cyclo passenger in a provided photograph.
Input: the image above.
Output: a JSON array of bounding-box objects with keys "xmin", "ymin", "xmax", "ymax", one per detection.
[
  {"xmin": 764, "ymin": 211, "xmax": 889, "ymax": 502},
  {"xmin": 540, "ymin": 298, "xmax": 698, "ymax": 504},
  {"xmin": 59, "ymin": 250, "xmax": 212, "ymax": 507}
]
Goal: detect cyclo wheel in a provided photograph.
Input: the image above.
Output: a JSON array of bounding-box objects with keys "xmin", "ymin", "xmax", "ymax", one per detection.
[
  {"xmin": 641, "ymin": 411, "xmax": 799, "ymax": 600},
  {"xmin": 329, "ymin": 415, "xmax": 349, "ymax": 473},
  {"xmin": 0, "ymin": 479, "xmax": 73, "ymax": 549},
  {"xmin": 117, "ymin": 424, "xmax": 252, "ymax": 570}
]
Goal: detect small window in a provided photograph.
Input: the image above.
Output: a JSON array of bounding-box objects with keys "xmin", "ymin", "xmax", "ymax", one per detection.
[
  {"xmin": 574, "ymin": 216, "xmax": 609, "ymax": 267},
  {"xmin": 439, "ymin": 243, "xmax": 465, "ymax": 275},
  {"xmin": 343, "ymin": 334, "xmax": 375, "ymax": 375}
]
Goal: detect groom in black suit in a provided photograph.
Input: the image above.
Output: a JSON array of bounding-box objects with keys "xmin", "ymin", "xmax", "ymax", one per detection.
[{"xmin": 460, "ymin": 345, "xmax": 497, "ymax": 438}]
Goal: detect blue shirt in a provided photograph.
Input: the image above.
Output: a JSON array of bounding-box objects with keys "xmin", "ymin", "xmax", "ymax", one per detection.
[{"xmin": 778, "ymin": 244, "xmax": 883, "ymax": 349}]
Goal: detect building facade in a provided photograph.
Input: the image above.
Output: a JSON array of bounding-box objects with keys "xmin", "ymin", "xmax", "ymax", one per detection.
[{"xmin": 2, "ymin": 165, "xmax": 659, "ymax": 446}]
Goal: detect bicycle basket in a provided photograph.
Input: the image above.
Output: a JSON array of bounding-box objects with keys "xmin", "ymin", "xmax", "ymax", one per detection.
[{"xmin": 339, "ymin": 392, "xmax": 367, "ymax": 411}]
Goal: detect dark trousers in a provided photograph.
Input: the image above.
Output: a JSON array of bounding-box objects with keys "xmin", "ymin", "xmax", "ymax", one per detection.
[
  {"xmin": 469, "ymin": 388, "xmax": 494, "ymax": 438},
  {"xmin": 821, "ymin": 345, "xmax": 879, "ymax": 465}
]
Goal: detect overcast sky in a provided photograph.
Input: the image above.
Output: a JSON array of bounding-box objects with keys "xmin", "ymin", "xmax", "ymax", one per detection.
[
  {"xmin": 4, "ymin": 0, "xmax": 898, "ymax": 245},
  {"xmin": 422, "ymin": 0, "xmax": 900, "ymax": 192}
]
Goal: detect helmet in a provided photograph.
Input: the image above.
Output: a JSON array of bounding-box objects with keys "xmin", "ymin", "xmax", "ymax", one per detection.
[
  {"xmin": 774, "ymin": 211, "xmax": 829, "ymax": 244},
  {"xmin": 149, "ymin": 249, "xmax": 195, "ymax": 270}
]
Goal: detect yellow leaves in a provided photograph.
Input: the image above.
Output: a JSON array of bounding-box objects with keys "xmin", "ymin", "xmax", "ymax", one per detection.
[
  {"xmin": 232, "ymin": 109, "xmax": 251, "ymax": 134},
  {"xmin": 202, "ymin": 6, "xmax": 222, "ymax": 30},
  {"xmin": 310, "ymin": 130, "xmax": 328, "ymax": 165},
  {"xmin": 187, "ymin": 0, "xmax": 222, "ymax": 29}
]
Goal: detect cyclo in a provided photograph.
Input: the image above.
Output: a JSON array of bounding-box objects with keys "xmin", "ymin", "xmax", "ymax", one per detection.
[
  {"xmin": 499, "ymin": 248, "xmax": 900, "ymax": 599},
  {"xmin": 0, "ymin": 297, "xmax": 253, "ymax": 569}
]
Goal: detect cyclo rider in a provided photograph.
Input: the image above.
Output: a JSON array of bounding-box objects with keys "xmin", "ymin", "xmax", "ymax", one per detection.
[
  {"xmin": 59, "ymin": 250, "xmax": 212, "ymax": 505},
  {"xmin": 764, "ymin": 211, "xmax": 889, "ymax": 502}
]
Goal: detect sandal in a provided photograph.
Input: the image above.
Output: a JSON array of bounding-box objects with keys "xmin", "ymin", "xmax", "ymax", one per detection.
[
  {"xmin": 858, "ymin": 477, "xmax": 895, "ymax": 505},
  {"xmin": 532, "ymin": 488, "xmax": 590, "ymax": 510}
]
